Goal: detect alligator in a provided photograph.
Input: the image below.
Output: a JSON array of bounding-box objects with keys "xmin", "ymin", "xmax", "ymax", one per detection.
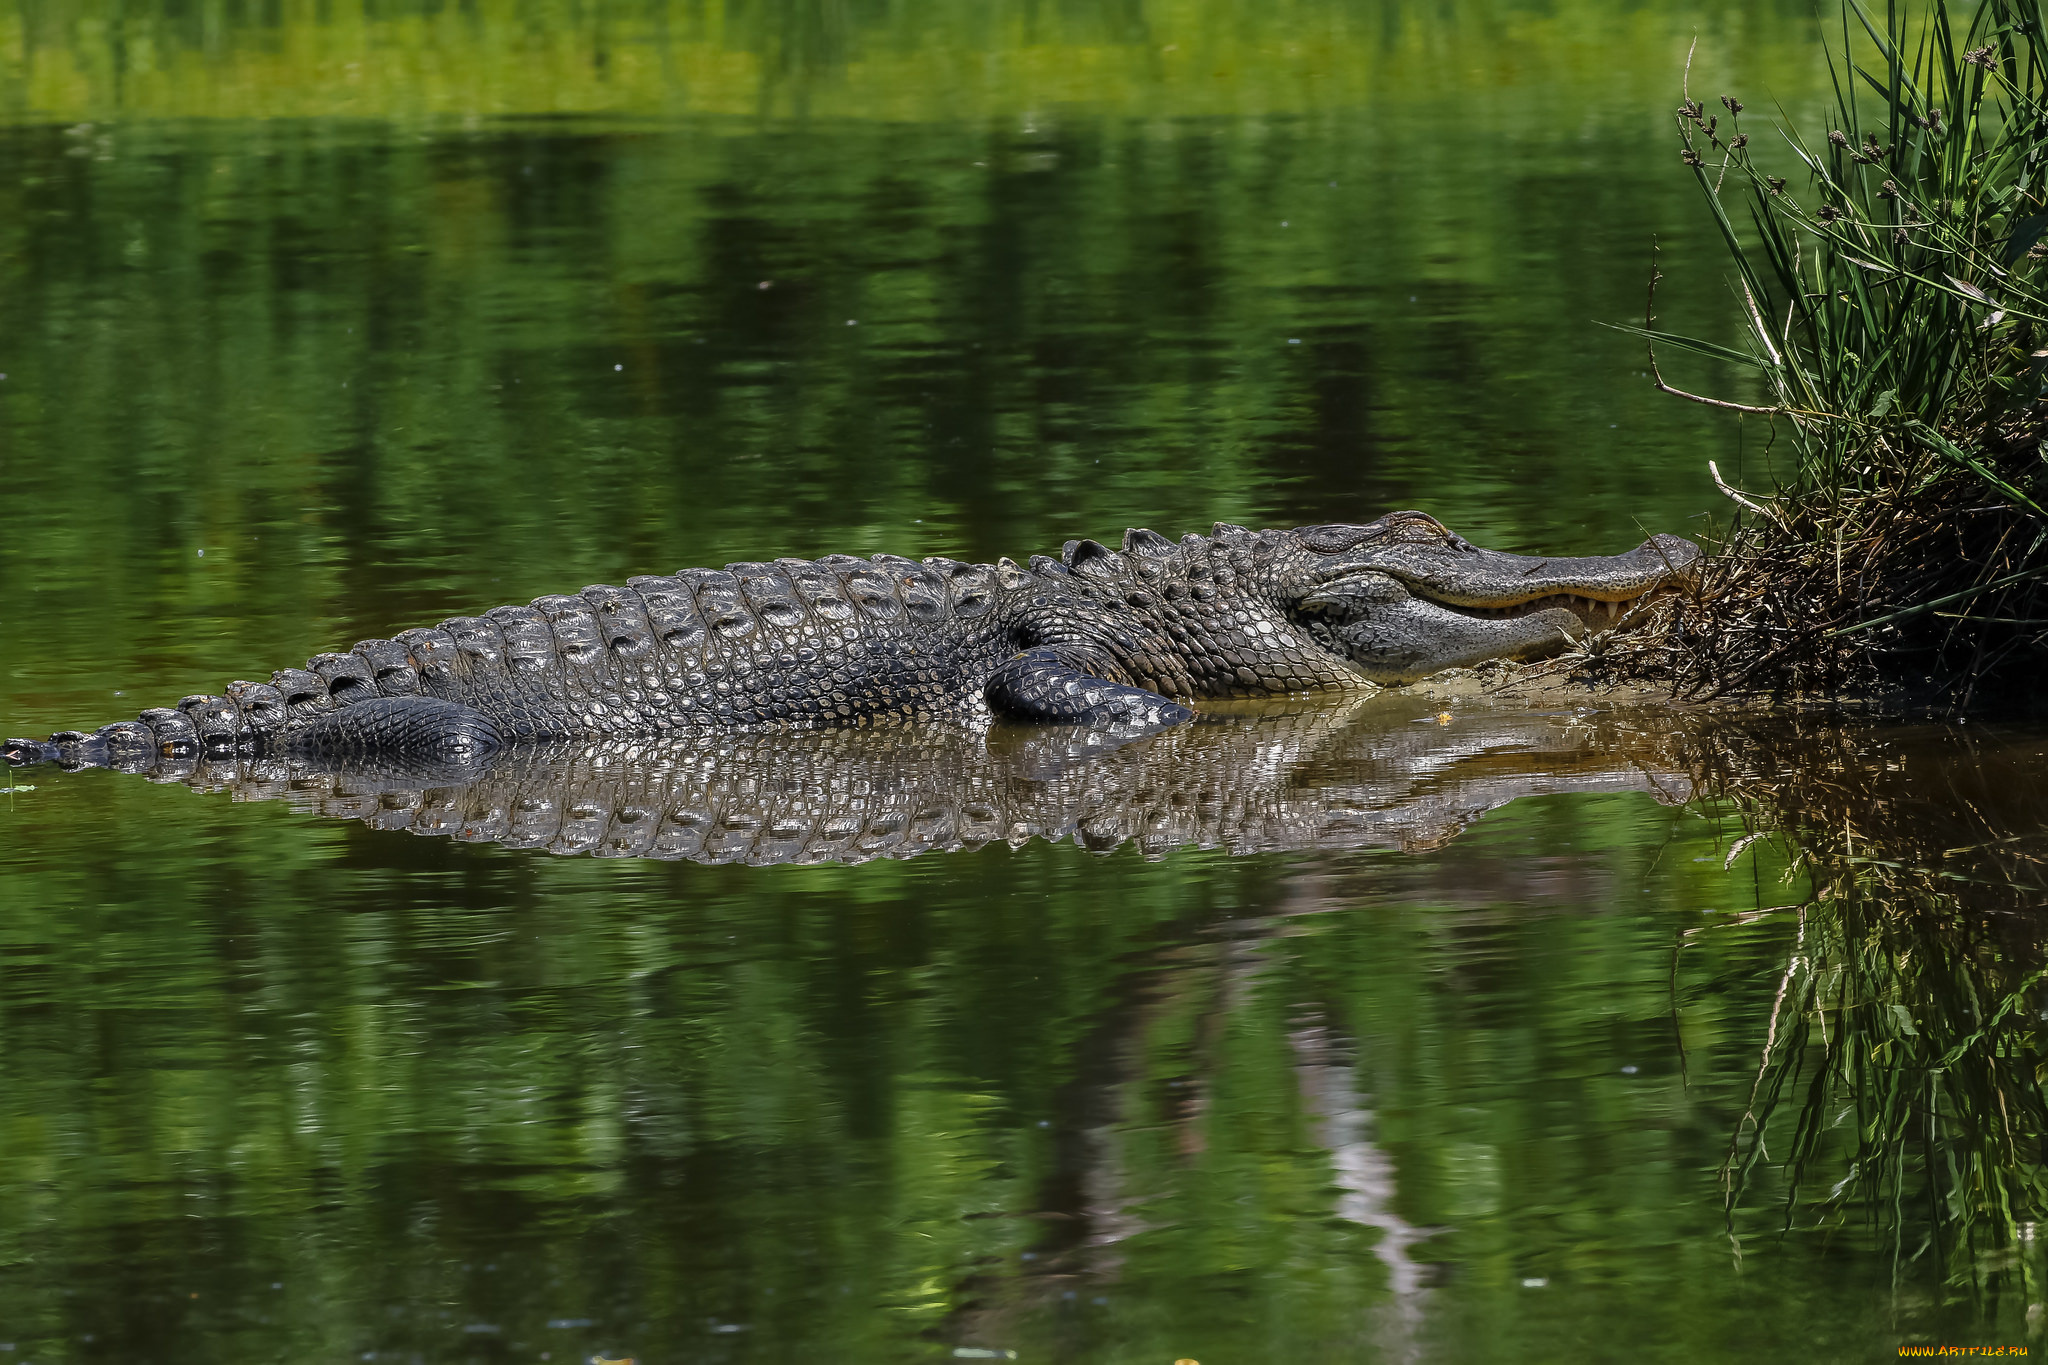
[
  {"xmin": 2, "ymin": 511, "xmax": 1697, "ymax": 770},
  {"xmin": 67, "ymin": 701, "xmax": 1695, "ymax": 864}
]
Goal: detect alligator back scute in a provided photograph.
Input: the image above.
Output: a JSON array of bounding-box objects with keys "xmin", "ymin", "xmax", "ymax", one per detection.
[
  {"xmin": 682, "ymin": 570, "xmax": 756, "ymax": 647},
  {"xmin": 308, "ymin": 651, "xmax": 377, "ymax": 705},
  {"xmin": 584, "ymin": 586, "xmax": 655, "ymax": 659},
  {"xmin": 226, "ymin": 680, "xmax": 288, "ymax": 736},
  {"xmin": 732, "ymin": 564, "xmax": 807, "ymax": 634},
  {"xmin": 1061, "ymin": 538, "xmax": 1125, "ymax": 580},
  {"xmin": 627, "ymin": 575, "xmax": 710, "ymax": 660},
  {"xmin": 442, "ymin": 614, "xmax": 545, "ymax": 728},
  {"xmin": 138, "ymin": 706, "xmax": 199, "ymax": 756},
  {"xmin": 1027, "ymin": 554, "xmax": 1066, "ymax": 578},
  {"xmin": 96, "ymin": 719, "xmax": 160, "ymax": 767},
  {"xmin": 438, "ymin": 616, "xmax": 509, "ymax": 687},
  {"xmin": 780, "ymin": 560, "xmax": 859, "ymax": 626},
  {"xmin": 582, "ymin": 585, "xmax": 666, "ymax": 709},
  {"xmin": 534, "ymin": 594, "xmax": 632, "ymax": 734},
  {"xmin": 270, "ymin": 667, "xmax": 334, "ymax": 722},
  {"xmin": 993, "ymin": 556, "xmax": 1031, "ymax": 591},
  {"xmin": 353, "ymin": 637, "xmax": 421, "ymax": 696},
  {"xmin": 532, "ymin": 595, "xmax": 607, "ymax": 672},
  {"xmin": 1122, "ymin": 526, "xmax": 1178, "ymax": 558},
  {"xmin": 838, "ymin": 561, "xmax": 907, "ymax": 623},
  {"xmin": 392, "ymin": 628, "xmax": 461, "ymax": 701},
  {"xmin": 426, "ymin": 614, "xmax": 543, "ymax": 738},
  {"xmin": 923, "ymin": 558, "xmax": 998, "ymax": 619},
  {"xmin": 179, "ymin": 694, "xmax": 241, "ymax": 750},
  {"xmin": 875, "ymin": 555, "xmax": 949, "ymax": 623},
  {"xmin": 483, "ymin": 606, "xmax": 554, "ymax": 678}
]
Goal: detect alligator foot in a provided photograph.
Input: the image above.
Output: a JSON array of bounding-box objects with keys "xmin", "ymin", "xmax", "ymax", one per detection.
[
  {"xmin": 283, "ymin": 696, "xmax": 503, "ymax": 760},
  {"xmin": 985, "ymin": 646, "xmax": 1194, "ymax": 730}
]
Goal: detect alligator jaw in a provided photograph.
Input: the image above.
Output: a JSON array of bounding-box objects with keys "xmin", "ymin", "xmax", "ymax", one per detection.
[
  {"xmin": 1299, "ymin": 531, "xmax": 1700, "ymax": 684},
  {"xmin": 1431, "ymin": 584, "xmax": 1678, "ymax": 630},
  {"xmin": 1387, "ymin": 534, "xmax": 1700, "ymax": 607},
  {"xmin": 1302, "ymin": 586, "xmax": 1588, "ymax": 684}
]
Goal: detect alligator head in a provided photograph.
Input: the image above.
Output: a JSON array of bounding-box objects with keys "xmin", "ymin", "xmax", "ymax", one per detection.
[{"xmin": 1286, "ymin": 511, "xmax": 1700, "ymax": 684}]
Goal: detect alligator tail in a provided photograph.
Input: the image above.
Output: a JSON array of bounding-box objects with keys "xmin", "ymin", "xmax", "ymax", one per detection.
[
  {"xmin": 5, "ymin": 721, "xmax": 165, "ymax": 770},
  {"xmin": 6, "ymin": 672, "xmax": 499, "ymax": 772}
]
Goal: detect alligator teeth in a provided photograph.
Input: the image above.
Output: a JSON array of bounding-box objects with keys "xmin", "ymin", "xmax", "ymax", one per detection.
[{"xmin": 1606, "ymin": 598, "xmax": 1618, "ymax": 619}]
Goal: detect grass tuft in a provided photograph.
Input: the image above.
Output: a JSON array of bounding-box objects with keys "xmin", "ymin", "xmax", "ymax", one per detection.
[{"xmin": 1605, "ymin": 0, "xmax": 2048, "ymax": 709}]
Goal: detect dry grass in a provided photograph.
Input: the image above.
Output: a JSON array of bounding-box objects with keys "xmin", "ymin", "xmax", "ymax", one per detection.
[{"xmin": 1601, "ymin": 455, "xmax": 2046, "ymax": 706}]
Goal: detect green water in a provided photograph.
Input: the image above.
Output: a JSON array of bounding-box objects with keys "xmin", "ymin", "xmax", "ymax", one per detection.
[{"xmin": 3, "ymin": 3, "xmax": 2046, "ymax": 1362}]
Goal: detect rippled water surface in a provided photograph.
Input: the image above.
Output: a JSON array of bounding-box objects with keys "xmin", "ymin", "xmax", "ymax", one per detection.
[{"xmin": 4, "ymin": 4, "xmax": 2048, "ymax": 1363}]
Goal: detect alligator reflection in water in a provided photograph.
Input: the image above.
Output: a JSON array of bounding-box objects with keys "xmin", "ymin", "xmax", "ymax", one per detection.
[
  {"xmin": 946, "ymin": 715, "xmax": 2048, "ymax": 1345},
  {"xmin": 119, "ymin": 696, "xmax": 1697, "ymax": 862}
]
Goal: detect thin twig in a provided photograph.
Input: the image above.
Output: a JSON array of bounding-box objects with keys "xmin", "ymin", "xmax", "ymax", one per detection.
[
  {"xmin": 1710, "ymin": 460, "xmax": 1790, "ymax": 528},
  {"xmin": 1643, "ymin": 254, "xmax": 1790, "ymax": 415}
]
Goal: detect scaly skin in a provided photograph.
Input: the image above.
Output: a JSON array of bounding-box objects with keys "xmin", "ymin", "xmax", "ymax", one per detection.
[
  {"xmin": 58, "ymin": 703, "xmax": 1696, "ymax": 863},
  {"xmin": 4, "ymin": 511, "xmax": 1699, "ymax": 769}
]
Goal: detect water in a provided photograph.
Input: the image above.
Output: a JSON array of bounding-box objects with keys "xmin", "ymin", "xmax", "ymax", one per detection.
[{"xmin": 3, "ymin": 3, "xmax": 2047, "ymax": 1362}]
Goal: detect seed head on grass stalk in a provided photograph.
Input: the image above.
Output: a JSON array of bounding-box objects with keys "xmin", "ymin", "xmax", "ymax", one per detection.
[{"xmin": 1601, "ymin": 0, "xmax": 2048, "ymax": 710}]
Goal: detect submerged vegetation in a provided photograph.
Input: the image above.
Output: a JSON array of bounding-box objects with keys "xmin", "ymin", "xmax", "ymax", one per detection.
[
  {"xmin": 1688, "ymin": 720, "xmax": 2048, "ymax": 1291},
  {"xmin": 1622, "ymin": 0, "xmax": 2048, "ymax": 709}
]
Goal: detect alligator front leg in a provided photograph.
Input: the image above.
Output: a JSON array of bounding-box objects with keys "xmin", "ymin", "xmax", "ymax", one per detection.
[{"xmin": 985, "ymin": 646, "xmax": 1194, "ymax": 729}]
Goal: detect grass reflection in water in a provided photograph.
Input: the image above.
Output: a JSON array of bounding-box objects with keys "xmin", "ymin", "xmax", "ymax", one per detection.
[{"xmin": 1695, "ymin": 722, "xmax": 2048, "ymax": 1304}]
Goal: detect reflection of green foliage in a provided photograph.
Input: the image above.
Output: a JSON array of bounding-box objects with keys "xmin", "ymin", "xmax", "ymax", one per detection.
[
  {"xmin": 0, "ymin": 755, "xmax": 1882, "ymax": 1363},
  {"xmin": 0, "ymin": 0, "xmax": 1825, "ymax": 123},
  {"xmin": 0, "ymin": 55, "xmax": 1828, "ymax": 739},
  {"xmin": 6, "ymin": 722, "xmax": 2033, "ymax": 1357},
  {"xmin": 1725, "ymin": 864, "xmax": 2048, "ymax": 1287},
  {"xmin": 0, "ymin": 772, "xmax": 1289, "ymax": 1361},
  {"xmin": 1694, "ymin": 721, "xmax": 2048, "ymax": 1295}
]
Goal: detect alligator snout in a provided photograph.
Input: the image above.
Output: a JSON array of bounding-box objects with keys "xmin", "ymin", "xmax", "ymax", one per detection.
[{"xmin": 1302, "ymin": 529, "xmax": 1700, "ymax": 684}]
